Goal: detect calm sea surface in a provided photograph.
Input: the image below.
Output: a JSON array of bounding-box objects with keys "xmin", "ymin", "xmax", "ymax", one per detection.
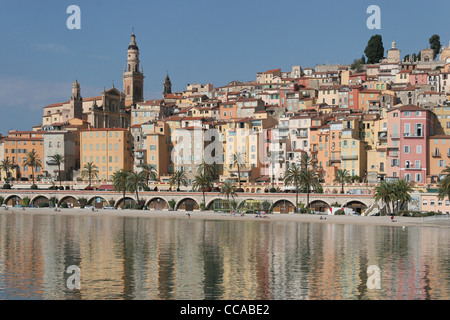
[{"xmin": 0, "ymin": 212, "xmax": 449, "ymax": 300}]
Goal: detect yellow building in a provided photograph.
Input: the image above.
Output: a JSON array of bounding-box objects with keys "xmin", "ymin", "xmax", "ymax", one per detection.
[
  {"xmin": 80, "ymin": 128, "xmax": 132, "ymax": 181},
  {"xmin": 432, "ymin": 105, "xmax": 450, "ymax": 135},
  {"xmin": 362, "ymin": 114, "xmax": 388, "ymax": 182},
  {"xmin": 340, "ymin": 117, "xmax": 367, "ymax": 180}
]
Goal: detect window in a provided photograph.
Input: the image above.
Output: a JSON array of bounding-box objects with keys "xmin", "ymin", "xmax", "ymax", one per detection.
[
  {"xmin": 404, "ymin": 111, "xmax": 411, "ymax": 116},
  {"xmin": 404, "ymin": 146, "xmax": 410, "ymax": 153},
  {"xmin": 439, "ymin": 160, "xmax": 446, "ymax": 167},
  {"xmin": 417, "ymin": 145, "xmax": 422, "ymax": 154}
]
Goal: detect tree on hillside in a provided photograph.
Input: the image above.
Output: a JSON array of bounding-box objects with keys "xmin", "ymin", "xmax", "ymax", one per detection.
[
  {"xmin": 429, "ymin": 34, "xmax": 442, "ymax": 60},
  {"xmin": 364, "ymin": 35, "xmax": 384, "ymax": 64}
]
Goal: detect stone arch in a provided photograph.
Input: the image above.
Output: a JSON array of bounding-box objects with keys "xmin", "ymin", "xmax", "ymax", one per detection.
[
  {"xmin": 206, "ymin": 198, "xmax": 233, "ymax": 211},
  {"xmin": 256, "ymin": 188, "xmax": 262, "ymax": 193},
  {"xmin": 344, "ymin": 200, "xmax": 368, "ymax": 215},
  {"xmin": 272, "ymin": 199, "xmax": 296, "ymax": 214},
  {"xmin": 176, "ymin": 198, "xmax": 199, "ymax": 211},
  {"xmin": 146, "ymin": 197, "xmax": 169, "ymax": 210},
  {"xmin": 87, "ymin": 196, "xmax": 109, "ymax": 209},
  {"xmin": 58, "ymin": 196, "xmax": 79, "ymax": 208},
  {"xmin": 309, "ymin": 200, "xmax": 331, "ymax": 213},
  {"xmin": 115, "ymin": 197, "xmax": 137, "ymax": 208},
  {"xmin": 4, "ymin": 195, "xmax": 23, "ymax": 207},
  {"xmin": 31, "ymin": 195, "xmax": 50, "ymax": 207}
]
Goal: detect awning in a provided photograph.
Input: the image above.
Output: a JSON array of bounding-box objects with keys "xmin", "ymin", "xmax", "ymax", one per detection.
[
  {"xmin": 255, "ymin": 175, "xmax": 270, "ymax": 182},
  {"xmin": 98, "ymin": 185, "xmax": 114, "ymax": 191}
]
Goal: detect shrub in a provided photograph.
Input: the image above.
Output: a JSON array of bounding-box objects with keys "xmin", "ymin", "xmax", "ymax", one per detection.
[
  {"xmin": 2, "ymin": 183, "xmax": 11, "ymax": 189},
  {"xmin": 335, "ymin": 209, "xmax": 345, "ymax": 215},
  {"xmin": 30, "ymin": 184, "xmax": 38, "ymax": 190},
  {"xmin": 23, "ymin": 197, "xmax": 31, "ymax": 207},
  {"xmin": 58, "ymin": 186, "xmax": 64, "ymax": 190},
  {"xmin": 331, "ymin": 202, "xmax": 341, "ymax": 208},
  {"xmin": 168, "ymin": 199, "xmax": 176, "ymax": 210},
  {"xmin": 200, "ymin": 203, "xmax": 206, "ymax": 211},
  {"xmin": 78, "ymin": 198, "xmax": 88, "ymax": 208},
  {"xmin": 270, "ymin": 187, "xmax": 277, "ymax": 193},
  {"xmin": 61, "ymin": 202, "xmax": 68, "ymax": 208}
]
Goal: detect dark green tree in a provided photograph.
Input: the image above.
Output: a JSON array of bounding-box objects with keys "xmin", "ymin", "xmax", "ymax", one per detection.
[
  {"xmin": 429, "ymin": 34, "xmax": 441, "ymax": 59},
  {"xmin": 364, "ymin": 35, "xmax": 384, "ymax": 64}
]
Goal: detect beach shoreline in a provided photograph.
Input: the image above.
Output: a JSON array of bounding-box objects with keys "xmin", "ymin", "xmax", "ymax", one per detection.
[{"xmin": 2, "ymin": 207, "xmax": 449, "ymax": 228}]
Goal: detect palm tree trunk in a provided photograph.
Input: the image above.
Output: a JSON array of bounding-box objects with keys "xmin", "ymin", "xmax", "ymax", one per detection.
[
  {"xmin": 32, "ymin": 166, "xmax": 35, "ymax": 185},
  {"xmin": 58, "ymin": 163, "xmax": 62, "ymax": 187},
  {"xmin": 202, "ymin": 189, "xmax": 206, "ymax": 209},
  {"xmin": 341, "ymin": 183, "xmax": 344, "ymax": 194},
  {"xmin": 306, "ymin": 189, "xmax": 310, "ymax": 209},
  {"xmin": 296, "ymin": 187, "xmax": 299, "ymax": 213},
  {"xmin": 237, "ymin": 165, "xmax": 241, "ymax": 188}
]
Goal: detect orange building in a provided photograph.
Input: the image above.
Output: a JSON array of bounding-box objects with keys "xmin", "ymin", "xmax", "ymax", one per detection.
[
  {"xmin": 2, "ymin": 130, "xmax": 45, "ymax": 181},
  {"xmin": 80, "ymin": 128, "xmax": 132, "ymax": 182}
]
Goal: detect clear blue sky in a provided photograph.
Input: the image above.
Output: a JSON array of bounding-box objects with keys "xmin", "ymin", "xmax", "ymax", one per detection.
[{"xmin": 1, "ymin": 0, "xmax": 449, "ymax": 134}]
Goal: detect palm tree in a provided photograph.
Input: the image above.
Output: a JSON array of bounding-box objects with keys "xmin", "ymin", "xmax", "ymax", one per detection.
[
  {"xmin": 50, "ymin": 154, "xmax": 65, "ymax": 187},
  {"xmin": 219, "ymin": 181, "xmax": 237, "ymax": 213},
  {"xmin": 393, "ymin": 179, "xmax": 413, "ymax": 213},
  {"xmin": 0, "ymin": 159, "xmax": 13, "ymax": 182},
  {"xmin": 141, "ymin": 163, "xmax": 158, "ymax": 188},
  {"xmin": 169, "ymin": 169, "xmax": 188, "ymax": 191},
  {"xmin": 197, "ymin": 159, "xmax": 217, "ymax": 181},
  {"xmin": 193, "ymin": 172, "xmax": 212, "ymax": 208},
  {"xmin": 230, "ymin": 152, "xmax": 246, "ymax": 189},
  {"xmin": 438, "ymin": 166, "xmax": 450, "ymax": 203},
  {"xmin": 299, "ymin": 153, "xmax": 321, "ymax": 209},
  {"xmin": 300, "ymin": 167, "xmax": 321, "ymax": 210},
  {"xmin": 112, "ymin": 169, "xmax": 130, "ymax": 205},
  {"xmin": 81, "ymin": 162, "xmax": 99, "ymax": 188},
  {"xmin": 283, "ymin": 163, "xmax": 302, "ymax": 212},
  {"xmin": 374, "ymin": 180, "xmax": 394, "ymax": 215},
  {"xmin": 126, "ymin": 171, "xmax": 147, "ymax": 204},
  {"xmin": 22, "ymin": 150, "xmax": 42, "ymax": 186},
  {"xmin": 334, "ymin": 169, "xmax": 352, "ymax": 194}
]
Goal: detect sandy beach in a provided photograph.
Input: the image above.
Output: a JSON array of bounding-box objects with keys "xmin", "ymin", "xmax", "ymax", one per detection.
[{"xmin": 2, "ymin": 206, "xmax": 449, "ymax": 228}]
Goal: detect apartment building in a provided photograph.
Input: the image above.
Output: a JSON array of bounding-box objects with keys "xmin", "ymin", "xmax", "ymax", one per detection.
[{"xmin": 80, "ymin": 128, "xmax": 132, "ymax": 181}]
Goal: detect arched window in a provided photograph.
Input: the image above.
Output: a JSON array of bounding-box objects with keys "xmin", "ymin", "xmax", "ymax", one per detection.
[
  {"xmin": 127, "ymin": 86, "xmax": 130, "ymax": 95},
  {"xmin": 128, "ymin": 64, "xmax": 131, "ymax": 72}
]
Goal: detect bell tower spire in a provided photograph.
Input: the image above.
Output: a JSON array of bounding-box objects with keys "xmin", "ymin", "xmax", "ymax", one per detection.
[{"xmin": 123, "ymin": 31, "xmax": 144, "ymax": 107}]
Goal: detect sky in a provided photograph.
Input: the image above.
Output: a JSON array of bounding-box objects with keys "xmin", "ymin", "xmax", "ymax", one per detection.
[{"xmin": 0, "ymin": 0, "xmax": 449, "ymax": 134}]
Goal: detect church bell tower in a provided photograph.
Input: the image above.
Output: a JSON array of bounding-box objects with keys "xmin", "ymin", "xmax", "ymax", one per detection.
[{"xmin": 123, "ymin": 32, "xmax": 144, "ymax": 107}]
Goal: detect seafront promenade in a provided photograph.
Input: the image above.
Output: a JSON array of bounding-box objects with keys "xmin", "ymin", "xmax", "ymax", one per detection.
[{"xmin": 2, "ymin": 206, "xmax": 449, "ymax": 228}]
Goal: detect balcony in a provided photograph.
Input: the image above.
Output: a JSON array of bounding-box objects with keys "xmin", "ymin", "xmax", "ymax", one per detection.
[
  {"xmin": 341, "ymin": 155, "xmax": 358, "ymax": 160},
  {"xmin": 378, "ymin": 132, "xmax": 388, "ymax": 140},
  {"xmin": 432, "ymin": 151, "xmax": 441, "ymax": 158},
  {"xmin": 403, "ymin": 132, "xmax": 423, "ymax": 138},
  {"xmin": 136, "ymin": 161, "xmax": 144, "ymax": 167},
  {"xmin": 296, "ymin": 130, "xmax": 308, "ymax": 138},
  {"xmin": 329, "ymin": 158, "xmax": 341, "ymax": 163},
  {"xmin": 46, "ymin": 157, "xmax": 58, "ymax": 165},
  {"xmin": 136, "ymin": 152, "xmax": 145, "ymax": 159}
]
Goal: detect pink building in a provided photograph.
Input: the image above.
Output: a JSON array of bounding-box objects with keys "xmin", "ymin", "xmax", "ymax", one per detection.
[
  {"xmin": 409, "ymin": 72, "xmax": 428, "ymax": 86},
  {"xmin": 386, "ymin": 105, "xmax": 434, "ymax": 183}
]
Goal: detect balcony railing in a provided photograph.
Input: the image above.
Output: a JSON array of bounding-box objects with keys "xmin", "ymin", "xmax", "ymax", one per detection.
[{"xmin": 403, "ymin": 132, "xmax": 423, "ymax": 138}]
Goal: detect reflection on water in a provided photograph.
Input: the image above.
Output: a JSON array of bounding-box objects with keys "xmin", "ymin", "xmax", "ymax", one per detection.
[{"xmin": 0, "ymin": 212, "xmax": 449, "ymax": 300}]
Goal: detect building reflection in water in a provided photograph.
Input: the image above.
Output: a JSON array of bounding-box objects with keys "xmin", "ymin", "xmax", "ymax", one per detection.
[{"xmin": 0, "ymin": 212, "xmax": 449, "ymax": 300}]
